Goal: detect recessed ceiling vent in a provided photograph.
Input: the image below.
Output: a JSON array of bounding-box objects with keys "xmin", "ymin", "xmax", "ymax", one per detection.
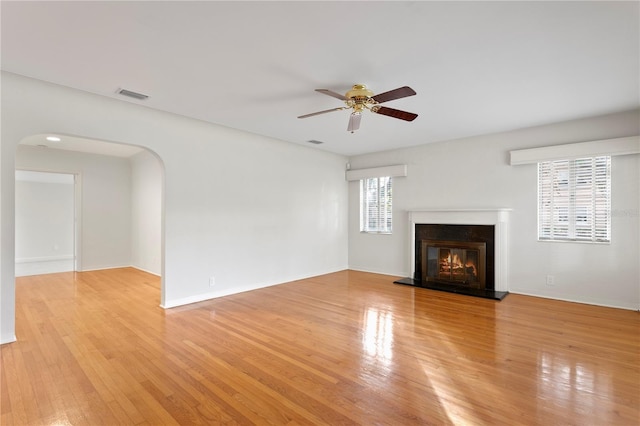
[
  {"xmin": 306, "ymin": 139, "xmax": 324, "ymax": 145},
  {"xmin": 117, "ymin": 88, "xmax": 149, "ymax": 100}
]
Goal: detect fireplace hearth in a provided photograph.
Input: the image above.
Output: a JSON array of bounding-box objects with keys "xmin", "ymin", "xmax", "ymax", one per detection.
[{"xmin": 394, "ymin": 209, "xmax": 510, "ymax": 301}]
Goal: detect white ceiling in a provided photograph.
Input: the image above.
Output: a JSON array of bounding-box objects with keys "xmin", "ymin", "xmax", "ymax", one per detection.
[{"xmin": 2, "ymin": 1, "xmax": 638, "ymax": 157}]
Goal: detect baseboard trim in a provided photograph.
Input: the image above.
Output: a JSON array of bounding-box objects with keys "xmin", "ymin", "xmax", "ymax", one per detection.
[
  {"xmin": 347, "ymin": 266, "xmax": 406, "ymax": 278},
  {"xmin": 161, "ymin": 267, "xmax": 348, "ymax": 309},
  {"xmin": 160, "ymin": 282, "xmax": 282, "ymax": 309},
  {"xmin": 509, "ymin": 290, "xmax": 638, "ymax": 311},
  {"xmin": 0, "ymin": 334, "xmax": 17, "ymax": 345},
  {"xmin": 15, "ymin": 257, "xmax": 74, "ymax": 277},
  {"xmin": 130, "ymin": 266, "xmax": 161, "ymax": 277},
  {"xmin": 80, "ymin": 264, "xmax": 131, "ymax": 272}
]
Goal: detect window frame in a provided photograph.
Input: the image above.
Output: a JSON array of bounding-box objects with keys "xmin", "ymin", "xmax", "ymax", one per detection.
[
  {"xmin": 360, "ymin": 176, "xmax": 393, "ymax": 234},
  {"xmin": 537, "ymin": 156, "xmax": 611, "ymax": 244}
]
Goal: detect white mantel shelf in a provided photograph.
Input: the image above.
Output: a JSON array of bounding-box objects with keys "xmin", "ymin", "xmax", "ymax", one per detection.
[{"xmin": 408, "ymin": 209, "xmax": 511, "ymax": 292}]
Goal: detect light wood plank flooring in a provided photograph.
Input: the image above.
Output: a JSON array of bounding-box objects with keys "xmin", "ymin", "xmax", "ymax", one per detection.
[{"xmin": 1, "ymin": 268, "xmax": 638, "ymax": 425}]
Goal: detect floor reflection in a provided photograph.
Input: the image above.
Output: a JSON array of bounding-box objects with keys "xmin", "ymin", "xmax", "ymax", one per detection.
[
  {"xmin": 538, "ymin": 352, "xmax": 610, "ymax": 415},
  {"xmin": 362, "ymin": 307, "xmax": 394, "ymax": 365}
]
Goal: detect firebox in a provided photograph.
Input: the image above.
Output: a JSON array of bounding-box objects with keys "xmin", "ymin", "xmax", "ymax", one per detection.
[{"xmin": 421, "ymin": 240, "xmax": 486, "ymax": 289}]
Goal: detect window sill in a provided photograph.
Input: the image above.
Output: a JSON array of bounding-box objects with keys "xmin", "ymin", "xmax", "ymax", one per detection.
[{"xmin": 537, "ymin": 238, "xmax": 610, "ymax": 245}]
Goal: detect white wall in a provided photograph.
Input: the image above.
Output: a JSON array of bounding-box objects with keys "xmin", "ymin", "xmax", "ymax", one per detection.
[
  {"xmin": 16, "ymin": 146, "xmax": 133, "ymax": 272},
  {"xmin": 131, "ymin": 150, "xmax": 162, "ymax": 275},
  {"xmin": 1, "ymin": 72, "xmax": 349, "ymax": 343},
  {"xmin": 15, "ymin": 172, "xmax": 74, "ymax": 276},
  {"xmin": 16, "ymin": 170, "xmax": 75, "ymax": 276},
  {"xmin": 348, "ymin": 109, "xmax": 640, "ymax": 310}
]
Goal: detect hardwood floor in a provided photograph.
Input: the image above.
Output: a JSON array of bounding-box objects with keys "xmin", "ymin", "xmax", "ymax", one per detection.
[{"xmin": 1, "ymin": 268, "xmax": 638, "ymax": 425}]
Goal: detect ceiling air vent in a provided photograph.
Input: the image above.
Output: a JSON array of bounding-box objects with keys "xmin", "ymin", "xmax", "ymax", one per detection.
[
  {"xmin": 306, "ymin": 139, "xmax": 324, "ymax": 145},
  {"xmin": 117, "ymin": 88, "xmax": 149, "ymax": 100}
]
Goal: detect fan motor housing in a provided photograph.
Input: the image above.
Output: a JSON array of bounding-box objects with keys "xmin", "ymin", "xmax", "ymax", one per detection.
[
  {"xmin": 345, "ymin": 84, "xmax": 374, "ymax": 100},
  {"xmin": 345, "ymin": 84, "xmax": 376, "ymax": 111}
]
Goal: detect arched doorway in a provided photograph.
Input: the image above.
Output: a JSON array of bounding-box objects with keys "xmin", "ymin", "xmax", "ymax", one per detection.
[{"xmin": 15, "ymin": 133, "xmax": 165, "ymax": 302}]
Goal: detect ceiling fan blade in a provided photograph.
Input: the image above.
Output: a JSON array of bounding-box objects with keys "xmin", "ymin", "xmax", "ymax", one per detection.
[
  {"xmin": 374, "ymin": 106, "xmax": 418, "ymax": 122},
  {"xmin": 298, "ymin": 107, "xmax": 346, "ymax": 119},
  {"xmin": 315, "ymin": 89, "xmax": 347, "ymax": 101},
  {"xmin": 347, "ymin": 113, "xmax": 361, "ymax": 132},
  {"xmin": 371, "ymin": 86, "xmax": 416, "ymax": 104}
]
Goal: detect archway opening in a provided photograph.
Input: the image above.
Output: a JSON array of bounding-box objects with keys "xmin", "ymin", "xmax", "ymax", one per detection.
[{"xmin": 15, "ymin": 133, "xmax": 165, "ymax": 304}]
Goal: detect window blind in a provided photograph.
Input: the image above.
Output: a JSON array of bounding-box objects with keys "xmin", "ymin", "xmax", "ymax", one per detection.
[
  {"xmin": 538, "ymin": 156, "xmax": 610, "ymax": 242},
  {"xmin": 360, "ymin": 176, "xmax": 392, "ymax": 233}
]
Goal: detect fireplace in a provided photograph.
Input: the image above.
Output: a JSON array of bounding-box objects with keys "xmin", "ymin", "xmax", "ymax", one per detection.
[
  {"xmin": 421, "ymin": 240, "xmax": 486, "ymax": 289},
  {"xmin": 416, "ymin": 224, "xmax": 494, "ymax": 290},
  {"xmin": 394, "ymin": 209, "xmax": 510, "ymax": 300}
]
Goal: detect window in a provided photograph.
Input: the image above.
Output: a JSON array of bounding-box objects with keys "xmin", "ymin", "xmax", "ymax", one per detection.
[
  {"xmin": 360, "ymin": 176, "xmax": 392, "ymax": 233},
  {"xmin": 538, "ymin": 156, "xmax": 611, "ymax": 242}
]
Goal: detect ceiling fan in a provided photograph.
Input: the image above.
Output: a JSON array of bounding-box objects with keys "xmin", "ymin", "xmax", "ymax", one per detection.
[{"xmin": 298, "ymin": 84, "xmax": 418, "ymax": 133}]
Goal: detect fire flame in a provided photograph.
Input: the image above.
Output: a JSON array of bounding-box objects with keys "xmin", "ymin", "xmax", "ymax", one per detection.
[{"xmin": 440, "ymin": 252, "xmax": 477, "ymax": 278}]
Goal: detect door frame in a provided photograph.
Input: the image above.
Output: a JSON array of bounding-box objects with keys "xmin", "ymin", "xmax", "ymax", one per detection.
[{"xmin": 14, "ymin": 168, "xmax": 82, "ymax": 273}]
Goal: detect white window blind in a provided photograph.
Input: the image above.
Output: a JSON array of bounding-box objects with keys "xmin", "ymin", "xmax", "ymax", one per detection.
[
  {"xmin": 538, "ymin": 156, "xmax": 611, "ymax": 243},
  {"xmin": 360, "ymin": 176, "xmax": 392, "ymax": 233}
]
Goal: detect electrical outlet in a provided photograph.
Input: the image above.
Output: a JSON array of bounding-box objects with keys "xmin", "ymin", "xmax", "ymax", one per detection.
[
  {"xmin": 209, "ymin": 276, "xmax": 215, "ymax": 287},
  {"xmin": 546, "ymin": 275, "xmax": 555, "ymax": 286}
]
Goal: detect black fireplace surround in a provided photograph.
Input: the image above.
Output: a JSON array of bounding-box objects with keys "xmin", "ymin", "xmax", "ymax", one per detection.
[{"xmin": 394, "ymin": 224, "xmax": 508, "ymax": 300}]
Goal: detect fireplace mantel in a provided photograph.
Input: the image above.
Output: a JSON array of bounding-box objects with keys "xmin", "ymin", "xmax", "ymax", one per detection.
[{"xmin": 409, "ymin": 209, "xmax": 511, "ymax": 292}]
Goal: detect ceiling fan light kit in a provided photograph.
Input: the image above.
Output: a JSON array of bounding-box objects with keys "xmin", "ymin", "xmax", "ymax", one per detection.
[{"xmin": 298, "ymin": 84, "xmax": 418, "ymax": 133}]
